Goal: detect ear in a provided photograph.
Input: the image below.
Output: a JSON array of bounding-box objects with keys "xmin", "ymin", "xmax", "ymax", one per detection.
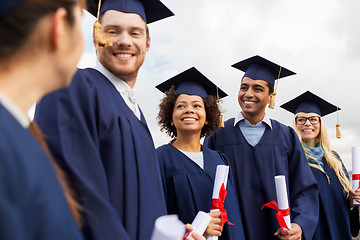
[
  {"xmin": 145, "ymin": 37, "xmax": 151, "ymax": 52},
  {"xmin": 50, "ymin": 8, "xmax": 68, "ymax": 51}
]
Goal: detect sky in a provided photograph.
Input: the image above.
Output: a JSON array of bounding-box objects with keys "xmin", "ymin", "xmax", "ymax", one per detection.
[{"xmin": 77, "ymin": 0, "xmax": 360, "ymax": 171}]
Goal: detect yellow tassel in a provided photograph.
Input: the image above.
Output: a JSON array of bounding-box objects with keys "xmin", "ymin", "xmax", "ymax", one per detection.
[
  {"xmin": 219, "ymin": 109, "xmax": 224, "ymax": 128},
  {"xmin": 93, "ymin": 20, "xmax": 113, "ymax": 47},
  {"xmin": 268, "ymin": 92, "xmax": 276, "ymax": 109},
  {"xmin": 336, "ymin": 123, "xmax": 341, "ymax": 139}
]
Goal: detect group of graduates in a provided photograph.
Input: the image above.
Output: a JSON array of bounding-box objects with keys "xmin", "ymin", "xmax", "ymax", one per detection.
[{"xmin": 1, "ymin": 0, "xmax": 360, "ymax": 240}]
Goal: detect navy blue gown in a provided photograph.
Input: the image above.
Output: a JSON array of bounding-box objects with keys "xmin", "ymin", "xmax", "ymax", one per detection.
[
  {"xmin": 204, "ymin": 118, "xmax": 319, "ymax": 240},
  {"xmin": 311, "ymin": 155, "xmax": 359, "ymax": 239},
  {"xmin": 35, "ymin": 68, "xmax": 167, "ymax": 240},
  {"xmin": 157, "ymin": 143, "xmax": 246, "ymax": 240},
  {"xmin": 0, "ymin": 104, "xmax": 83, "ymax": 240}
]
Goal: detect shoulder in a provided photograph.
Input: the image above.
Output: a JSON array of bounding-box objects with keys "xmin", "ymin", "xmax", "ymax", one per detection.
[{"xmin": 202, "ymin": 146, "xmax": 229, "ymax": 165}]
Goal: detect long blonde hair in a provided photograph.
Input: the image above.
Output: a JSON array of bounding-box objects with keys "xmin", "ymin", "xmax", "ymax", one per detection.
[{"xmin": 293, "ymin": 116, "xmax": 352, "ymax": 196}]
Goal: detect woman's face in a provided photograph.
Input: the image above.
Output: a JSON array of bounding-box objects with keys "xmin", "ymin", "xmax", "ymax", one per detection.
[
  {"xmin": 172, "ymin": 94, "xmax": 206, "ymax": 137},
  {"xmin": 295, "ymin": 112, "xmax": 321, "ymax": 146}
]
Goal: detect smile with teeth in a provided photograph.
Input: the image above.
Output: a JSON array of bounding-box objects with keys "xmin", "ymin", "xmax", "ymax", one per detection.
[
  {"xmin": 182, "ymin": 117, "xmax": 197, "ymax": 122},
  {"xmin": 302, "ymin": 129, "xmax": 314, "ymax": 132},
  {"xmin": 114, "ymin": 53, "xmax": 133, "ymax": 59},
  {"xmin": 243, "ymin": 100, "xmax": 256, "ymax": 105}
]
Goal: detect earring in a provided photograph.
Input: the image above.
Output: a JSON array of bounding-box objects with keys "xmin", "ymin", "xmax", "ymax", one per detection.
[{"xmin": 171, "ymin": 121, "xmax": 174, "ymax": 126}]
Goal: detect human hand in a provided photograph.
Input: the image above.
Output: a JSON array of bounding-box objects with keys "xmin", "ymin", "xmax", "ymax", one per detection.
[
  {"xmin": 350, "ymin": 188, "xmax": 360, "ymax": 205},
  {"xmin": 274, "ymin": 223, "xmax": 302, "ymax": 240},
  {"xmin": 185, "ymin": 224, "xmax": 206, "ymax": 240},
  {"xmin": 203, "ymin": 211, "xmax": 222, "ymax": 238}
]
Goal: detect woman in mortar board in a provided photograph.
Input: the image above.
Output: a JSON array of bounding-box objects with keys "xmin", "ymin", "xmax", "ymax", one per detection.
[
  {"xmin": 0, "ymin": 0, "xmax": 85, "ymax": 239},
  {"xmin": 280, "ymin": 91, "xmax": 360, "ymax": 240},
  {"xmin": 155, "ymin": 67, "xmax": 246, "ymax": 240}
]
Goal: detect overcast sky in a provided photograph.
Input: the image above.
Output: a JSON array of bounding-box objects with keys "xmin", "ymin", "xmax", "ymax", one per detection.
[{"xmin": 77, "ymin": 0, "xmax": 360, "ymax": 171}]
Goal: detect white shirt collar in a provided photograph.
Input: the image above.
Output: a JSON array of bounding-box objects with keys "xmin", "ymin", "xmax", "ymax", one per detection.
[
  {"xmin": 0, "ymin": 91, "xmax": 30, "ymax": 128},
  {"xmin": 234, "ymin": 111, "xmax": 272, "ymax": 128},
  {"xmin": 95, "ymin": 61, "xmax": 134, "ymax": 94},
  {"xmin": 94, "ymin": 61, "xmax": 141, "ymax": 120}
]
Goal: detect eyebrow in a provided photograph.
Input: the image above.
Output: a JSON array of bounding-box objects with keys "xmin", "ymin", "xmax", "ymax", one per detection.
[{"xmin": 176, "ymin": 100, "xmax": 203, "ymax": 104}]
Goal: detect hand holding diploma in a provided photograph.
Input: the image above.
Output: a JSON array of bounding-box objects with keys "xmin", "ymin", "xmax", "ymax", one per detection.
[
  {"xmin": 207, "ymin": 165, "xmax": 233, "ymax": 240},
  {"xmin": 261, "ymin": 175, "xmax": 291, "ymax": 237},
  {"xmin": 351, "ymin": 147, "xmax": 360, "ymax": 206}
]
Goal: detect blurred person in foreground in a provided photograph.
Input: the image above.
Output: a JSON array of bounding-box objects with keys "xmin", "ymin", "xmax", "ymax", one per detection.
[{"xmin": 0, "ymin": 0, "xmax": 85, "ymax": 239}]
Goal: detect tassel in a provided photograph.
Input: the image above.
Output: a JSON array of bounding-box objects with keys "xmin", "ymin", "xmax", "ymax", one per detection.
[
  {"xmin": 268, "ymin": 92, "xmax": 276, "ymax": 109},
  {"xmin": 336, "ymin": 123, "xmax": 341, "ymax": 139},
  {"xmin": 93, "ymin": 0, "xmax": 113, "ymax": 47},
  {"xmin": 336, "ymin": 107, "xmax": 341, "ymax": 139},
  {"xmin": 93, "ymin": 20, "xmax": 113, "ymax": 47},
  {"xmin": 219, "ymin": 109, "xmax": 224, "ymax": 128}
]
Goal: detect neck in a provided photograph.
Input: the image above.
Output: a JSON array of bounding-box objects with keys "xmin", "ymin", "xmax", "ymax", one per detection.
[
  {"xmin": 303, "ymin": 139, "xmax": 317, "ymax": 147},
  {"xmin": 0, "ymin": 55, "xmax": 60, "ymax": 114},
  {"xmin": 172, "ymin": 132, "xmax": 202, "ymax": 152},
  {"xmin": 242, "ymin": 111, "xmax": 265, "ymax": 125}
]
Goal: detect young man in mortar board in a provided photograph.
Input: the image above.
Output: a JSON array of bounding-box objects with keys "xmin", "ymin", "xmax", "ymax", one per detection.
[
  {"xmin": 34, "ymin": 1, "xmax": 203, "ymax": 240},
  {"xmin": 204, "ymin": 55, "xmax": 319, "ymax": 240}
]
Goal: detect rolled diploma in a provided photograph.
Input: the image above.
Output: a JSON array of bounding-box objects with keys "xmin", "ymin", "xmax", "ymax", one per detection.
[
  {"xmin": 188, "ymin": 211, "xmax": 211, "ymax": 237},
  {"xmin": 274, "ymin": 175, "xmax": 291, "ymax": 231},
  {"xmin": 207, "ymin": 165, "xmax": 229, "ymax": 240},
  {"xmin": 150, "ymin": 215, "xmax": 185, "ymax": 240},
  {"xmin": 352, "ymin": 147, "xmax": 360, "ymax": 205}
]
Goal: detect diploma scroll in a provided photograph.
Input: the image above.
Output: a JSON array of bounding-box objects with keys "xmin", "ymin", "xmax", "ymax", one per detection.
[
  {"xmin": 352, "ymin": 147, "xmax": 360, "ymax": 205},
  {"xmin": 274, "ymin": 175, "xmax": 291, "ymax": 232},
  {"xmin": 151, "ymin": 215, "xmax": 186, "ymax": 240},
  {"xmin": 183, "ymin": 211, "xmax": 211, "ymax": 239},
  {"xmin": 207, "ymin": 165, "xmax": 230, "ymax": 240}
]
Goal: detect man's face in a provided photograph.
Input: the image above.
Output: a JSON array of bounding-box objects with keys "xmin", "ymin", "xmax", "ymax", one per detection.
[
  {"xmin": 96, "ymin": 10, "xmax": 150, "ymax": 84},
  {"xmin": 238, "ymin": 77, "xmax": 271, "ymax": 119}
]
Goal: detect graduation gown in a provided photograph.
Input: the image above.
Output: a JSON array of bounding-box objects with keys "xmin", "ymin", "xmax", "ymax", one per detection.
[
  {"xmin": 35, "ymin": 68, "xmax": 166, "ymax": 240},
  {"xmin": 311, "ymin": 155, "xmax": 360, "ymax": 240},
  {"xmin": 157, "ymin": 143, "xmax": 246, "ymax": 240},
  {"xmin": 204, "ymin": 118, "xmax": 319, "ymax": 240},
  {"xmin": 0, "ymin": 104, "xmax": 83, "ymax": 240}
]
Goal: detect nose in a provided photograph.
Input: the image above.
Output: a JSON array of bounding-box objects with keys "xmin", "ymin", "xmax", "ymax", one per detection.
[
  {"xmin": 304, "ymin": 118, "xmax": 312, "ymax": 125},
  {"xmin": 184, "ymin": 106, "xmax": 195, "ymax": 114},
  {"xmin": 244, "ymin": 88, "xmax": 254, "ymax": 98},
  {"xmin": 113, "ymin": 32, "xmax": 132, "ymax": 47}
]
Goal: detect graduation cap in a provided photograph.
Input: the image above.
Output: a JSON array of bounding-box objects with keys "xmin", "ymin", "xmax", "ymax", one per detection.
[
  {"xmin": 156, "ymin": 67, "xmax": 227, "ymax": 127},
  {"xmin": 88, "ymin": 0, "xmax": 174, "ymax": 47},
  {"xmin": 232, "ymin": 55, "xmax": 296, "ymax": 109},
  {"xmin": 280, "ymin": 91, "xmax": 342, "ymax": 138},
  {"xmin": 87, "ymin": 0, "xmax": 174, "ymax": 23},
  {"xmin": 0, "ymin": 0, "xmax": 24, "ymax": 19}
]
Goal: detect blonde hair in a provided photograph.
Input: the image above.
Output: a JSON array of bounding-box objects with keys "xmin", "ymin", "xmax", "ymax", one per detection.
[{"xmin": 293, "ymin": 116, "xmax": 352, "ymax": 196}]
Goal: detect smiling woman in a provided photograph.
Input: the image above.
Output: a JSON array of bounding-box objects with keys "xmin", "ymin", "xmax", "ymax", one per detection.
[
  {"xmin": 155, "ymin": 67, "xmax": 246, "ymax": 240},
  {"xmin": 281, "ymin": 91, "xmax": 360, "ymax": 240}
]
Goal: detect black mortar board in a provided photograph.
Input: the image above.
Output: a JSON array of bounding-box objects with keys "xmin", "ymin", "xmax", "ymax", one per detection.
[
  {"xmin": 0, "ymin": 0, "xmax": 25, "ymax": 19},
  {"xmin": 87, "ymin": 0, "xmax": 174, "ymax": 23},
  {"xmin": 231, "ymin": 55, "xmax": 296, "ymax": 86},
  {"xmin": 280, "ymin": 91, "xmax": 340, "ymax": 117},
  {"xmin": 156, "ymin": 67, "xmax": 227, "ymax": 99}
]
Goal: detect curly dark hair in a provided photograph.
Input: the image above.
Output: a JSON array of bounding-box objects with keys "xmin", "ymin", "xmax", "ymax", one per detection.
[{"xmin": 157, "ymin": 86, "xmax": 221, "ymax": 139}]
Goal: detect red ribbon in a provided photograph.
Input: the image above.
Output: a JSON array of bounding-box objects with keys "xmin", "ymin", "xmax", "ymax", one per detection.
[
  {"xmin": 353, "ymin": 174, "xmax": 360, "ymax": 189},
  {"xmin": 261, "ymin": 200, "xmax": 290, "ymax": 236},
  {"xmin": 210, "ymin": 183, "xmax": 234, "ymax": 227}
]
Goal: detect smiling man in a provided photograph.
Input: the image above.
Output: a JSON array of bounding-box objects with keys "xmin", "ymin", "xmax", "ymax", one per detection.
[
  {"xmin": 205, "ymin": 55, "xmax": 319, "ymax": 240},
  {"xmin": 33, "ymin": 0, "xmax": 176, "ymax": 239}
]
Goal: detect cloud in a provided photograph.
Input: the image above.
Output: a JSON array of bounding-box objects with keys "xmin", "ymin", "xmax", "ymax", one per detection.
[{"xmin": 79, "ymin": 0, "xmax": 359, "ymax": 170}]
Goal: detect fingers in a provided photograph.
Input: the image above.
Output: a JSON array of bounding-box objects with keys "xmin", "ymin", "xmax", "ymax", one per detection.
[
  {"xmin": 204, "ymin": 211, "xmax": 222, "ymax": 237},
  {"xmin": 186, "ymin": 232, "xmax": 206, "ymax": 240}
]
